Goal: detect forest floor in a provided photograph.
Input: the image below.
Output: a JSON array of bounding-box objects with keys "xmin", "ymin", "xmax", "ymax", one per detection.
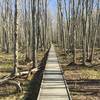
[
  {"xmin": 0, "ymin": 46, "xmax": 100, "ymax": 100},
  {"xmin": 0, "ymin": 50, "xmax": 47, "ymax": 100},
  {"xmin": 55, "ymin": 45, "xmax": 100, "ymax": 100}
]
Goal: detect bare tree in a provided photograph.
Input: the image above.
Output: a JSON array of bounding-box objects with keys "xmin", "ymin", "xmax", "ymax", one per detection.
[
  {"xmin": 13, "ymin": 0, "xmax": 18, "ymax": 75},
  {"xmin": 31, "ymin": 0, "xmax": 37, "ymax": 68}
]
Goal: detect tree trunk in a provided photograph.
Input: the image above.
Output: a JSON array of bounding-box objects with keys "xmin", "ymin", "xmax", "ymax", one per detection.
[
  {"xmin": 13, "ymin": 0, "xmax": 18, "ymax": 75},
  {"xmin": 31, "ymin": 0, "xmax": 37, "ymax": 68}
]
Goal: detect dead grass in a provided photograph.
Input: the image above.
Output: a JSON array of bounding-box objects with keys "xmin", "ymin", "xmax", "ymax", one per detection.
[
  {"xmin": 64, "ymin": 69, "xmax": 100, "ymax": 80},
  {"xmin": 55, "ymin": 46, "xmax": 100, "ymax": 100},
  {"xmin": 0, "ymin": 50, "xmax": 46, "ymax": 100},
  {"xmin": 55, "ymin": 47, "xmax": 100, "ymax": 80},
  {"xmin": 72, "ymin": 95, "xmax": 100, "ymax": 100}
]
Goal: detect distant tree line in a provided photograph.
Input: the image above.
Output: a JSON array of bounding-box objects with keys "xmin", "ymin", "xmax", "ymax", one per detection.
[{"xmin": 55, "ymin": 0, "xmax": 100, "ymax": 65}]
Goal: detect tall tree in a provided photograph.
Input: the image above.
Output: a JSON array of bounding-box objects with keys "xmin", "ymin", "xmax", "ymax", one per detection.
[
  {"xmin": 31, "ymin": 0, "xmax": 37, "ymax": 68},
  {"xmin": 71, "ymin": 0, "xmax": 76, "ymax": 64},
  {"xmin": 13, "ymin": 0, "xmax": 18, "ymax": 75},
  {"xmin": 89, "ymin": 0, "xmax": 100, "ymax": 62},
  {"xmin": 81, "ymin": 0, "xmax": 87, "ymax": 65}
]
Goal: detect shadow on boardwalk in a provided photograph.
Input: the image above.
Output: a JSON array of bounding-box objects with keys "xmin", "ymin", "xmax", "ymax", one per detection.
[{"xmin": 25, "ymin": 49, "xmax": 50, "ymax": 100}]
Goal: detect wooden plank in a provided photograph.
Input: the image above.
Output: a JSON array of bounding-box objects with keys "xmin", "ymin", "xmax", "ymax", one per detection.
[{"xmin": 37, "ymin": 45, "xmax": 69, "ymax": 100}]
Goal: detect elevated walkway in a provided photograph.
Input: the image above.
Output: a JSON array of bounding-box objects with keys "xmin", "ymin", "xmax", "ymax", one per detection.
[{"xmin": 37, "ymin": 45, "xmax": 71, "ymax": 100}]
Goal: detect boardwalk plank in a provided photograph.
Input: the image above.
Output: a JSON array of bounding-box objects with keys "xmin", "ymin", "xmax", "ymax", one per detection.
[{"xmin": 37, "ymin": 45, "xmax": 69, "ymax": 100}]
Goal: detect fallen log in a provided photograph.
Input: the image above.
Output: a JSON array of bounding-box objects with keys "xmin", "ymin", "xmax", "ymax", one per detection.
[
  {"xmin": 0, "ymin": 68, "xmax": 38, "ymax": 93},
  {"xmin": 18, "ymin": 68, "xmax": 38, "ymax": 76},
  {"xmin": 0, "ymin": 68, "xmax": 38, "ymax": 84},
  {"xmin": 7, "ymin": 80, "xmax": 22, "ymax": 92},
  {"xmin": 70, "ymin": 88, "xmax": 100, "ymax": 93}
]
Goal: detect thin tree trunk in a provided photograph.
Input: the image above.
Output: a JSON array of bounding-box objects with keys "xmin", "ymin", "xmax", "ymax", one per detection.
[
  {"xmin": 31, "ymin": 0, "xmax": 37, "ymax": 68},
  {"xmin": 13, "ymin": 0, "xmax": 18, "ymax": 75}
]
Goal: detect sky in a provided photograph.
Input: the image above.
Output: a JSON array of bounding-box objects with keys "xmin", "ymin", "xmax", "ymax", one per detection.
[
  {"xmin": 48, "ymin": 0, "xmax": 57, "ymax": 16},
  {"xmin": 48, "ymin": 0, "xmax": 70, "ymax": 17}
]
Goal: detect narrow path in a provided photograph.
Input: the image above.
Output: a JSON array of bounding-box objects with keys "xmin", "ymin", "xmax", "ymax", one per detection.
[{"xmin": 37, "ymin": 45, "xmax": 70, "ymax": 100}]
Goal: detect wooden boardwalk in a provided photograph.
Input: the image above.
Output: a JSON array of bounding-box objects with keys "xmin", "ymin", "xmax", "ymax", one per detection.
[{"xmin": 37, "ymin": 45, "xmax": 71, "ymax": 100}]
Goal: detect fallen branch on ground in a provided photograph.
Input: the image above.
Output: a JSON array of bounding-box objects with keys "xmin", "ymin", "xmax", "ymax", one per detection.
[{"xmin": 0, "ymin": 68, "xmax": 38, "ymax": 92}]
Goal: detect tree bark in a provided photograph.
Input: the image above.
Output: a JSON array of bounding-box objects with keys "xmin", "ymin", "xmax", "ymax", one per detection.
[{"xmin": 13, "ymin": 0, "xmax": 18, "ymax": 75}]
